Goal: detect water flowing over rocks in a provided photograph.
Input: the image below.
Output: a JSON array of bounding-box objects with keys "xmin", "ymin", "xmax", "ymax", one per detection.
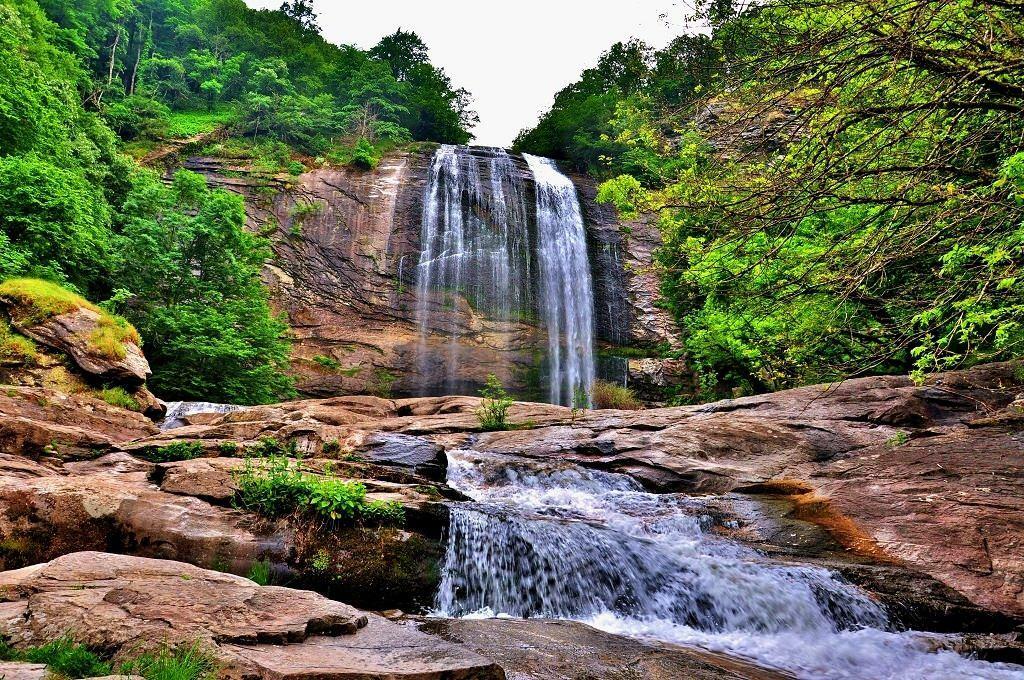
[{"xmin": 0, "ymin": 358, "xmax": 1022, "ymax": 677}]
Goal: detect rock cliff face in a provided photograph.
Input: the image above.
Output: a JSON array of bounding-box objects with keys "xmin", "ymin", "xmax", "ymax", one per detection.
[{"xmin": 188, "ymin": 147, "xmax": 679, "ymax": 400}]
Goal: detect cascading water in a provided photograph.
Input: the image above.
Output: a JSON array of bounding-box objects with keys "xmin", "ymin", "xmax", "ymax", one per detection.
[
  {"xmin": 435, "ymin": 450, "xmax": 1024, "ymax": 679},
  {"xmin": 415, "ymin": 145, "xmax": 595, "ymax": 405},
  {"xmin": 524, "ymin": 153, "xmax": 595, "ymax": 406},
  {"xmin": 160, "ymin": 401, "xmax": 246, "ymax": 430}
]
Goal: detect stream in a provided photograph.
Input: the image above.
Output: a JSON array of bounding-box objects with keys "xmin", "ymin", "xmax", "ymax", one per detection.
[{"xmin": 434, "ymin": 450, "xmax": 1024, "ymax": 679}]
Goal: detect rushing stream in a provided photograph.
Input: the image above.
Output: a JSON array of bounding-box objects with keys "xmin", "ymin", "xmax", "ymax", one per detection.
[{"xmin": 435, "ymin": 450, "xmax": 1024, "ymax": 679}]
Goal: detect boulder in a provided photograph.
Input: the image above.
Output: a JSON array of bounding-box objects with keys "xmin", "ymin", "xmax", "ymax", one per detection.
[
  {"xmin": 0, "ymin": 552, "xmax": 504, "ymax": 680},
  {"xmin": 14, "ymin": 307, "xmax": 149, "ymax": 385}
]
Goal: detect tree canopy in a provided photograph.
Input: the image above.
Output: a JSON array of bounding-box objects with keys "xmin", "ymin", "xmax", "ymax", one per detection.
[
  {"xmin": 0, "ymin": 0, "xmax": 477, "ymax": 403},
  {"xmin": 518, "ymin": 0, "xmax": 1024, "ymax": 399}
]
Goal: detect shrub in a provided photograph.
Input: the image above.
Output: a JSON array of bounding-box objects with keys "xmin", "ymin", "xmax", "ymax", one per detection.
[
  {"xmin": 591, "ymin": 380, "xmax": 643, "ymax": 410},
  {"xmin": 477, "ymin": 374, "xmax": 514, "ymax": 431},
  {"xmin": 218, "ymin": 441, "xmax": 239, "ymax": 456},
  {"xmin": 232, "ymin": 456, "xmax": 403, "ymax": 526},
  {"xmin": 119, "ymin": 643, "xmax": 217, "ymax": 680},
  {"xmin": 99, "ymin": 386, "xmax": 141, "ymax": 412},
  {"xmin": 321, "ymin": 438, "xmax": 341, "ymax": 455},
  {"xmin": 362, "ymin": 499, "xmax": 405, "ymax": 526},
  {"xmin": 287, "ymin": 161, "xmax": 305, "ymax": 176},
  {"xmin": 0, "ymin": 637, "xmax": 111, "ymax": 679},
  {"xmin": 142, "ymin": 441, "xmax": 205, "ymax": 463}
]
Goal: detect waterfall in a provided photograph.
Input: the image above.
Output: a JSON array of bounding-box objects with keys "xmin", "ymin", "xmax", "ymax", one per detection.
[
  {"xmin": 415, "ymin": 145, "xmax": 595, "ymax": 405},
  {"xmin": 524, "ymin": 154, "xmax": 596, "ymax": 406},
  {"xmin": 434, "ymin": 450, "xmax": 1024, "ymax": 680}
]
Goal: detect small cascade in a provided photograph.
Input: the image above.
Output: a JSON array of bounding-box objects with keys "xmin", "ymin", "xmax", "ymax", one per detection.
[
  {"xmin": 415, "ymin": 145, "xmax": 595, "ymax": 405},
  {"xmin": 160, "ymin": 401, "xmax": 246, "ymax": 430},
  {"xmin": 434, "ymin": 450, "xmax": 1024, "ymax": 680},
  {"xmin": 525, "ymin": 154, "xmax": 596, "ymax": 405}
]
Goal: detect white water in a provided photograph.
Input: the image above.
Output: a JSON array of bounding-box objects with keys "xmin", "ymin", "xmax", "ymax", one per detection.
[
  {"xmin": 525, "ymin": 153, "xmax": 595, "ymax": 406},
  {"xmin": 415, "ymin": 145, "xmax": 595, "ymax": 405},
  {"xmin": 160, "ymin": 401, "xmax": 246, "ymax": 430},
  {"xmin": 435, "ymin": 450, "xmax": 1024, "ymax": 680}
]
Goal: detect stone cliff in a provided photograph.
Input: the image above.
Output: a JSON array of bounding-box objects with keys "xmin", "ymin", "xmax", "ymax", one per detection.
[{"xmin": 186, "ymin": 146, "xmax": 679, "ymax": 400}]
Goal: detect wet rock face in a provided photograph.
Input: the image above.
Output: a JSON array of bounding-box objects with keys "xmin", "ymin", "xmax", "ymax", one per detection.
[{"xmin": 190, "ymin": 148, "xmax": 673, "ymax": 400}]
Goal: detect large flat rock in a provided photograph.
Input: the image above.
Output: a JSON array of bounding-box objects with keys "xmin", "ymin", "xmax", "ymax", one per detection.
[
  {"xmin": 222, "ymin": 615, "xmax": 504, "ymax": 680},
  {"xmin": 419, "ymin": 618, "xmax": 783, "ymax": 680},
  {"xmin": 0, "ymin": 553, "xmax": 503, "ymax": 680}
]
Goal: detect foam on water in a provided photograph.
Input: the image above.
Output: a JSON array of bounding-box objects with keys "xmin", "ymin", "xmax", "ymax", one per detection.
[{"xmin": 436, "ymin": 450, "xmax": 1024, "ymax": 680}]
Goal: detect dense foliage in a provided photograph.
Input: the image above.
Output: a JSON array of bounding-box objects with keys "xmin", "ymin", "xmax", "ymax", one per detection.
[
  {"xmin": 0, "ymin": 0, "xmax": 474, "ymax": 404},
  {"xmin": 517, "ymin": 0, "xmax": 1024, "ymax": 398}
]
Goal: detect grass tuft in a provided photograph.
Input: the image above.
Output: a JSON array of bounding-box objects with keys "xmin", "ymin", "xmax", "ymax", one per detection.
[
  {"xmin": 591, "ymin": 380, "xmax": 644, "ymax": 410},
  {"xmin": 0, "ymin": 637, "xmax": 111, "ymax": 679},
  {"xmin": 119, "ymin": 643, "xmax": 217, "ymax": 680},
  {"xmin": 98, "ymin": 386, "xmax": 142, "ymax": 412}
]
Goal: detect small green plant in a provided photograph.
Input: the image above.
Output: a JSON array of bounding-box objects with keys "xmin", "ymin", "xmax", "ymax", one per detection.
[
  {"xmin": 287, "ymin": 160, "xmax": 305, "ymax": 176},
  {"xmin": 0, "ymin": 637, "xmax": 111, "ymax": 678},
  {"xmin": 249, "ymin": 436, "xmax": 297, "ymax": 458},
  {"xmin": 591, "ymin": 380, "xmax": 644, "ymax": 410},
  {"xmin": 142, "ymin": 441, "xmax": 205, "ymax": 463},
  {"xmin": 218, "ymin": 441, "xmax": 239, "ymax": 456},
  {"xmin": 368, "ymin": 369, "xmax": 397, "ymax": 398},
  {"xmin": 570, "ymin": 385, "xmax": 589, "ymax": 423},
  {"xmin": 246, "ymin": 558, "xmax": 273, "ymax": 586},
  {"xmin": 232, "ymin": 455, "xmax": 403, "ymax": 526},
  {"xmin": 477, "ymin": 374, "xmax": 514, "ymax": 431},
  {"xmin": 886, "ymin": 431, "xmax": 910, "ymax": 448},
  {"xmin": 0, "ymin": 321, "xmax": 36, "ymax": 365},
  {"xmin": 322, "ymin": 438, "xmax": 341, "ymax": 455},
  {"xmin": 310, "ymin": 548, "xmax": 331, "ymax": 572},
  {"xmin": 119, "ymin": 643, "xmax": 217, "ymax": 680},
  {"xmin": 98, "ymin": 386, "xmax": 141, "ymax": 412},
  {"xmin": 313, "ymin": 354, "xmax": 341, "ymax": 371},
  {"xmin": 362, "ymin": 499, "xmax": 405, "ymax": 526}
]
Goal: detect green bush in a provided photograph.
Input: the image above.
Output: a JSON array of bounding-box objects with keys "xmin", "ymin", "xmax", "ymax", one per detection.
[
  {"xmin": 232, "ymin": 455, "xmax": 402, "ymax": 526},
  {"xmin": 218, "ymin": 441, "xmax": 239, "ymax": 456},
  {"xmin": 142, "ymin": 441, "xmax": 205, "ymax": 463},
  {"xmin": 0, "ymin": 637, "xmax": 111, "ymax": 679},
  {"xmin": 591, "ymin": 381, "xmax": 643, "ymax": 410},
  {"xmin": 98, "ymin": 386, "xmax": 141, "ymax": 412},
  {"xmin": 477, "ymin": 374, "xmax": 513, "ymax": 431},
  {"xmin": 321, "ymin": 438, "xmax": 341, "ymax": 455}
]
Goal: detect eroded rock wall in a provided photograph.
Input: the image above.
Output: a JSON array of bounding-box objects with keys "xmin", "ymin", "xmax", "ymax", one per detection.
[{"xmin": 189, "ymin": 147, "xmax": 678, "ymax": 400}]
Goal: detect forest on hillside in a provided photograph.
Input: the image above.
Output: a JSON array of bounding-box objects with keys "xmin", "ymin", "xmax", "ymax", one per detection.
[
  {"xmin": 516, "ymin": 0, "xmax": 1024, "ymax": 399},
  {"xmin": 0, "ymin": 0, "xmax": 473, "ymax": 403}
]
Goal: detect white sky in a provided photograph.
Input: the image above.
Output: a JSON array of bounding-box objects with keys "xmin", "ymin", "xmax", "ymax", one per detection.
[{"xmin": 244, "ymin": 1, "xmax": 691, "ymax": 146}]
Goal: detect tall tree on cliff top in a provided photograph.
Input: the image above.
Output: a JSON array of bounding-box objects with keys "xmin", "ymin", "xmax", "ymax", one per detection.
[{"xmin": 279, "ymin": 0, "xmax": 318, "ymax": 33}]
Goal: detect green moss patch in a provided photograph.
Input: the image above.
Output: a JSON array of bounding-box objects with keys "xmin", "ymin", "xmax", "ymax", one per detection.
[{"xmin": 0, "ymin": 278, "xmax": 141, "ymax": 358}]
